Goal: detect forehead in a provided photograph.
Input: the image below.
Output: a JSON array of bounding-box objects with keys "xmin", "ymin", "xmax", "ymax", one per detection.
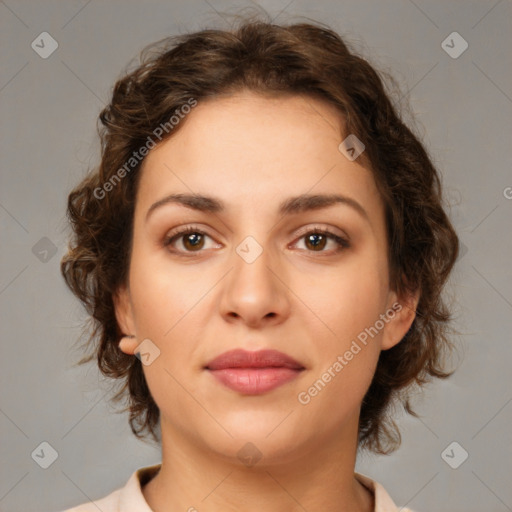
[{"xmin": 135, "ymin": 91, "xmax": 384, "ymax": 228}]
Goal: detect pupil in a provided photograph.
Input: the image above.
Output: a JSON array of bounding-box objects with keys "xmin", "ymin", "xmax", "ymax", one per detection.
[
  {"xmin": 308, "ymin": 233, "xmax": 325, "ymax": 250},
  {"xmin": 186, "ymin": 233, "xmax": 202, "ymax": 248}
]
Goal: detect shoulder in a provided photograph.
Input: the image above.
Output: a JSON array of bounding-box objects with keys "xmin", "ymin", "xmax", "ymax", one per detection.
[
  {"xmin": 59, "ymin": 463, "xmax": 161, "ymax": 512},
  {"xmin": 354, "ymin": 472, "xmax": 417, "ymax": 512}
]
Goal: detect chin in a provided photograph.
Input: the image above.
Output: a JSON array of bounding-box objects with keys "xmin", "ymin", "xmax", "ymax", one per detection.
[
  {"xmin": 211, "ymin": 433, "xmax": 310, "ymax": 469},
  {"xmin": 197, "ymin": 412, "xmax": 315, "ymax": 467}
]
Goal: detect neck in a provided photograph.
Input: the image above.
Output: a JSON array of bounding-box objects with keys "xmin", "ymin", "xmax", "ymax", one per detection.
[{"xmin": 142, "ymin": 416, "xmax": 373, "ymax": 512}]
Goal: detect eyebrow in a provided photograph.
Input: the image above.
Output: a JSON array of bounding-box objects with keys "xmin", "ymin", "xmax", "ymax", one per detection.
[{"xmin": 145, "ymin": 192, "xmax": 369, "ymax": 222}]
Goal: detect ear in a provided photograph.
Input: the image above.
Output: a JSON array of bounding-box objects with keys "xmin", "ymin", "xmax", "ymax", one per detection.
[
  {"xmin": 381, "ymin": 286, "xmax": 420, "ymax": 351},
  {"xmin": 113, "ymin": 283, "xmax": 138, "ymax": 355}
]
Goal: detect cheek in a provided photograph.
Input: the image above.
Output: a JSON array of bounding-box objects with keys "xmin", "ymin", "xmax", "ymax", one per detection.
[
  {"xmin": 307, "ymin": 255, "xmax": 389, "ymax": 346},
  {"xmin": 127, "ymin": 248, "xmax": 216, "ymax": 381},
  {"xmin": 295, "ymin": 259, "xmax": 388, "ymax": 412},
  {"xmin": 128, "ymin": 244, "xmax": 203, "ymax": 336},
  {"xmin": 299, "ymin": 257, "xmax": 389, "ymax": 418},
  {"xmin": 297, "ymin": 269, "xmax": 385, "ymax": 412},
  {"xmin": 127, "ymin": 254, "xmax": 208, "ymax": 424}
]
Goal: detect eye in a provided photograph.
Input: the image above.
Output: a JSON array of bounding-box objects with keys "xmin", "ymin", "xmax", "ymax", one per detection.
[
  {"xmin": 292, "ymin": 226, "xmax": 350, "ymax": 254},
  {"xmin": 163, "ymin": 225, "xmax": 350, "ymax": 256},
  {"xmin": 163, "ymin": 225, "xmax": 217, "ymax": 254}
]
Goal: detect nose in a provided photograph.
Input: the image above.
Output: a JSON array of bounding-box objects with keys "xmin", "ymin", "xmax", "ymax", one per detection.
[{"xmin": 219, "ymin": 238, "xmax": 291, "ymax": 329}]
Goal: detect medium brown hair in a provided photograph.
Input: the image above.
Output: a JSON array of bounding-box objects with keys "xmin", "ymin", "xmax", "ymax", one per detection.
[{"xmin": 61, "ymin": 16, "xmax": 460, "ymax": 454}]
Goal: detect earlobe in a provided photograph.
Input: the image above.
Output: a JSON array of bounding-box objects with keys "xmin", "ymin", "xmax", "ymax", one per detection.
[
  {"xmin": 381, "ymin": 287, "xmax": 420, "ymax": 351},
  {"xmin": 118, "ymin": 335, "xmax": 138, "ymax": 355},
  {"xmin": 113, "ymin": 284, "xmax": 137, "ymax": 355}
]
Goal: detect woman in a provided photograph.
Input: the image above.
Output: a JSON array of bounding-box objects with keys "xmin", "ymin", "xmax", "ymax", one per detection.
[{"xmin": 61, "ymin": 17, "xmax": 459, "ymax": 512}]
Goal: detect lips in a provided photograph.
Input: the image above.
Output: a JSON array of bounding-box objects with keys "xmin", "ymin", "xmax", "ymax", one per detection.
[
  {"xmin": 206, "ymin": 348, "xmax": 304, "ymax": 371},
  {"xmin": 205, "ymin": 349, "xmax": 305, "ymax": 395}
]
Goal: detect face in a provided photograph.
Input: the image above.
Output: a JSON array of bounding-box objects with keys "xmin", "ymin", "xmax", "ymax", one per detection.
[{"xmin": 115, "ymin": 91, "xmax": 417, "ymax": 466}]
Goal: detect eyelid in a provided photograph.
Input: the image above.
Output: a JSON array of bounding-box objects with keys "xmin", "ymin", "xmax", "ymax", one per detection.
[
  {"xmin": 291, "ymin": 224, "xmax": 350, "ymax": 243},
  {"xmin": 163, "ymin": 224, "xmax": 217, "ymax": 247},
  {"xmin": 163, "ymin": 223, "xmax": 350, "ymax": 255}
]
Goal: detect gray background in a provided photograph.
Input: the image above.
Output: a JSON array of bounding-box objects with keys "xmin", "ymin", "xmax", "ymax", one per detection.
[{"xmin": 1, "ymin": 1, "xmax": 511, "ymax": 511}]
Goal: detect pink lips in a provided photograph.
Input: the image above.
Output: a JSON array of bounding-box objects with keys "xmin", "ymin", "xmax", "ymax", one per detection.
[{"xmin": 205, "ymin": 349, "xmax": 304, "ymax": 395}]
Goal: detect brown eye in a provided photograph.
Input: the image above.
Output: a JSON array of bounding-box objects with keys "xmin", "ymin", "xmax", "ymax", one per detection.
[
  {"xmin": 181, "ymin": 232, "xmax": 205, "ymax": 251},
  {"xmin": 163, "ymin": 225, "xmax": 349, "ymax": 257},
  {"xmin": 304, "ymin": 232, "xmax": 328, "ymax": 251},
  {"xmin": 163, "ymin": 227, "xmax": 213, "ymax": 254},
  {"xmin": 294, "ymin": 228, "xmax": 350, "ymax": 254}
]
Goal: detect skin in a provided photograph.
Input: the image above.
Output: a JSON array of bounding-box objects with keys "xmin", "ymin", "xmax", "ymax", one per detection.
[{"xmin": 114, "ymin": 91, "xmax": 419, "ymax": 512}]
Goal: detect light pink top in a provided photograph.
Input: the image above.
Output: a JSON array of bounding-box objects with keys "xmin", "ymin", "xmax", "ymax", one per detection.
[{"xmin": 62, "ymin": 463, "xmax": 414, "ymax": 512}]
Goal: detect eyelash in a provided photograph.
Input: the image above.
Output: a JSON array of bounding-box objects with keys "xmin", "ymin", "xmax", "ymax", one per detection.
[{"xmin": 163, "ymin": 225, "xmax": 350, "ymax": 257}]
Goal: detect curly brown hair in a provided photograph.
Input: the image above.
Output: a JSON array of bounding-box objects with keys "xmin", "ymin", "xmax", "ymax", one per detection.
[{"xmin": 61, "ymin": 16, "xmax": 460, "ymax": 455}]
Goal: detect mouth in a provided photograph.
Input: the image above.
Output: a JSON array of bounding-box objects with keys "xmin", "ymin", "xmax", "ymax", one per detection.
[{"xmin": 204, "ymin": 349, "xmax": 305, "ymax": 395}]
